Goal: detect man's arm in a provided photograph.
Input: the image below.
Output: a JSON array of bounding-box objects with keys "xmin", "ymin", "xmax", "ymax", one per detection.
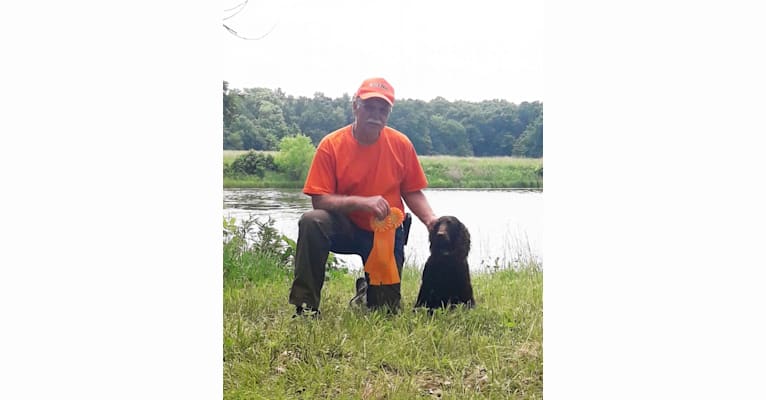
[
  {"xmin": 402, "ymin": 190, "xmax": 438, "ymax": 230},
  {"xmin": 311, "ymin": 194, "xmax": 391, "ymax": 220}
]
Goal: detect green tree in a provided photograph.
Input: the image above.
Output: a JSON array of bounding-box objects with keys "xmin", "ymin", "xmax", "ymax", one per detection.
[
  {"xmin": 229, "ymin": 115, "xmax": 276, "ymax": 150},
  {"xmin": 429, "ymin": 115, "xmax": 473, "ymax": 156},
  {"xmin": 295, "ymin": 92, "xmax": 347, "ymax": 145},
  {"xmin": 517, "ymin": 101, "xmax": 543, "ymax": 130},
  {"xmin": 387, "ymin": 99, "xmax": 433, "ymax": 155},
  {"xmin": 238, "ymin": 88, "xmax": 295, "ymax": 149},
  {"xmin": 274, "ymin": 134, "xmax": 316, "ymax": 180},
  {"xmin": 223, "ymin": 84, "xmax": 543, "ymax": 157},
  {"xmin": 223, "ymin": 130, "xmax": 244, "ymax": 150},
  {"xmin": 223, "ymin": 81, "xmax": 240, "ymax": 128},
  {"xmin": 223, "ymin": 81, "xmax": 245, "ymax": 149},
  {"xmin": 512, "ymin": 113, "xmax": 543, "ymax": 157},
  {"xmin": 469, "ymin": 100, "xmax": 520, "ymax": 156}
]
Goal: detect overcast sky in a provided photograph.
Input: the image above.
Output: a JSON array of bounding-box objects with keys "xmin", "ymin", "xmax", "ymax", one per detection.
[{"xmin": 222, "ymin": 0, "xmax": 543, "ymax": 103}]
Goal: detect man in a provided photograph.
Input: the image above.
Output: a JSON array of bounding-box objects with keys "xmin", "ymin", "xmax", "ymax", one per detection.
[{"xmin": 289, "ymin": 77, "xmax": 438, "ymax": 316}]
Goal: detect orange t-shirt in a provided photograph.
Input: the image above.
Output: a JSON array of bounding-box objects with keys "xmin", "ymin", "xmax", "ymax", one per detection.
[{"xmin": 303, "ymin": 124, "xmax": 429, "ymax": 231}]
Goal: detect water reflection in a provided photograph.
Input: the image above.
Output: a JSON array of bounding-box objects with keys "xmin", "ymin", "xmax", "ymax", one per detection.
[{"xmin": 224, "ymin": 188, "xmax": 310, "ymax": 211}]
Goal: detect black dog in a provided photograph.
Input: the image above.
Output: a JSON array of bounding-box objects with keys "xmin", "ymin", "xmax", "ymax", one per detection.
[{"xmin": 415, "ymin": 216, "xmax": 475, "ymax": 311}]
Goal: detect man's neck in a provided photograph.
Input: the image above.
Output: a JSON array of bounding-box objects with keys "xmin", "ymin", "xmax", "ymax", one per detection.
[{"xmin": 352, "ymin": 123, "xmax": 382, "ymax": 145}]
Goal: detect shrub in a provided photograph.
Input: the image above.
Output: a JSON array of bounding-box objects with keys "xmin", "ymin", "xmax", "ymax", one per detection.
[
  {"xmin": 223, "ymin": 215, "xmax": 294, "ymax": 269},
  {"xmin": 223, "ymin": 215, "xmax": 347, "ymax": 285},
  {"xmin": 226, "ymin": 151, "xmax": 276, "ymax": 177},
  {"xmin": 274, "ymin": 135, "xmax": 316, "ymax": 181}
]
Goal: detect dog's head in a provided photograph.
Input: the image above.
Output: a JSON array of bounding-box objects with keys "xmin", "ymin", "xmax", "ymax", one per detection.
[{"xmin": 429, "ymin": 215, "xmax": 471, "ymax": 258}]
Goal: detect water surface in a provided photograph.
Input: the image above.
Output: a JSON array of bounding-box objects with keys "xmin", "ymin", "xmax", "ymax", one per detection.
[{"xmin": 223, "ymin": 188, "xmax": 542, "ymax": 271}]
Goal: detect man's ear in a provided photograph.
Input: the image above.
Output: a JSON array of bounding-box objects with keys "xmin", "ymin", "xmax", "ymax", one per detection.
[{"xmin": 351, "ymin": 98, "xmax": 362, "ymax": 117}]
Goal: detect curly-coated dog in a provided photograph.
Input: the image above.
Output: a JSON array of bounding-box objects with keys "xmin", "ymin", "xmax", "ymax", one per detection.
[{"xmin": 415, "ymin": 216, "xmax": 475, "ymax": 311}]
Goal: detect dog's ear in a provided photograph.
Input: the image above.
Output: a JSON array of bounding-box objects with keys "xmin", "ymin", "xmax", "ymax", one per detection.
[
  {"xmin": 456, "ymin": 218, "xmax": 470, "ymax": 256},
  {"xmin": 428, "ymin": 219, "xmax": 437, "ymax": 241}
]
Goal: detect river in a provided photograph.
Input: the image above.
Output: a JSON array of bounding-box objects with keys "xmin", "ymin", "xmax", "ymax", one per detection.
[{"xmin": 223, "ymin": 188, "xmax": 542, "ymax": 272}]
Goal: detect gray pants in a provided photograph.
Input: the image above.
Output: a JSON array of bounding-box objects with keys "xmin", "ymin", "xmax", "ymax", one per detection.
[{"xmin": 288, "ymin": 209, "xmax": 408, "ymax": 311}]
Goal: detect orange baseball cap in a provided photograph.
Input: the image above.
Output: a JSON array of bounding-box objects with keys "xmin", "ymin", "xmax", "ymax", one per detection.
[{"xmin": 355, "ymin": 77, "xmax": 395, "ymax": 106}]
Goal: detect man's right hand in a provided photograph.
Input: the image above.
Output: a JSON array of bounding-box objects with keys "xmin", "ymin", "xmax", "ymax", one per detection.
[
  {"xmin": 311, "ymin": 194, "xmax": 391, "ymax": 220},
  {"xmin": 359, "ymin": 195, "xmax": 390, "ymax": 220}
]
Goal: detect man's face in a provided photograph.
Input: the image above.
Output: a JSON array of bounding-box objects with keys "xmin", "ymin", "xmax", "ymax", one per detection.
[{"xmin": 353, "ymin": 97, "xmax": 392, "ymax": 132}]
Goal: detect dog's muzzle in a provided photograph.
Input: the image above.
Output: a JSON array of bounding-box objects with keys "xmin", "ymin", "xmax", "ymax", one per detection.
[{"xmin": 433, "ymin": 236, "xmax": 453, "ymax": 255}]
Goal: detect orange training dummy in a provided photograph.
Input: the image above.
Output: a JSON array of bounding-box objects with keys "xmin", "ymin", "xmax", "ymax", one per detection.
[{"xmin": 366, "ymin": 207, "xmax": 404, "ymax": 285}]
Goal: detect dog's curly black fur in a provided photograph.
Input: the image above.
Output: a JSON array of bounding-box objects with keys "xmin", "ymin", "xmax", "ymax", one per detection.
[{"xmin": 415, "ymin": 216, "xmax": 475, "ymax": 311}]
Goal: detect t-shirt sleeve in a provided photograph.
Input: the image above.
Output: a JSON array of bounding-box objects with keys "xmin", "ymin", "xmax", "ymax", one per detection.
[
  {"xmin": 400, "ymin": 140, "xmax": 429, "ymax": 193},
  {"xmin": 303, "ymin": 143, "xmax": 336, "ymax": 195}
]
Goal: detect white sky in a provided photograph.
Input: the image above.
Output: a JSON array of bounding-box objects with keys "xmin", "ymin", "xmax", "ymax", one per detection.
[{"xmin": 222, "ymin": 0, "xmax": 543, "ymax": 103}]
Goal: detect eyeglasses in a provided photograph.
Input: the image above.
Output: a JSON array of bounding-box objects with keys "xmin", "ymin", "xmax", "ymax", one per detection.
[{"xmin": 359, "ymin": 100, "xmax": 391, "ymax": 116}]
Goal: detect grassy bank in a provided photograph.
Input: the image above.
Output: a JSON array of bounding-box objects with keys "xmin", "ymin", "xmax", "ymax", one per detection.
[
  {"xmin": 223, "ymin": 150, "xmax": 543, "ymax": 189},
  {"xmin": 224, "ymin": 254, "xmax": 542, "ymax": 399},
  {"xmin": 223, "ymin": 171, "xmax": 303, "ymax": 189},
  {"xmin": 420, "ymin": 156, "xmax": 542, "ymax": 189}
]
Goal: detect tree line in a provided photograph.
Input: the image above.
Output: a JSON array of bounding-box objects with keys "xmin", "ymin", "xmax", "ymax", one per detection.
[{"xmin": 223, "ymin": 81, "xmax": 543, "ymax": 157}]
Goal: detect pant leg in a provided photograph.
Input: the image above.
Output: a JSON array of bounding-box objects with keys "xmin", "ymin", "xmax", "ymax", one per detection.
[
  {"xmin": 288, "ymin": 208, "xmax": 406, "ymax": 311},
  {"xmin": 288, "ymin": 209, "xmax": 355, "ymax": 310}
]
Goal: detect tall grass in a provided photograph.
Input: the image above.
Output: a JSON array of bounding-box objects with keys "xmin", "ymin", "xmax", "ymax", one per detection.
[
  {"xmin": 420, "ymin": 156, "xmax": 542, "ymax": 189},
  {"xmin": 223, "ymin": 219, "xmax": 542, "ymax": 399}
]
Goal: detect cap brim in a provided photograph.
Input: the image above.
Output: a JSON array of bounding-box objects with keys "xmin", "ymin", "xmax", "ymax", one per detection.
[{"xmin": 358, "ymin": 92, "xmax": 393, "ymax": 106}]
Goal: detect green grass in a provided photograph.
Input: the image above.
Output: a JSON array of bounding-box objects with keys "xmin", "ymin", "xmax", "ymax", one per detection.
[
  {"xmin": 223, "ymin": 255, "xmax": 542, "ymax": 399},
  {"xmin": 419, "ymin": 156, "xmax": 542, "ymax": 189},
  {"xmin": 223, "ymin": 152, "xmax": 543, "ymax": 189},
  {"xmin": 223, "ymin": 173, "xmax": 303, "ymax": 189}
]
